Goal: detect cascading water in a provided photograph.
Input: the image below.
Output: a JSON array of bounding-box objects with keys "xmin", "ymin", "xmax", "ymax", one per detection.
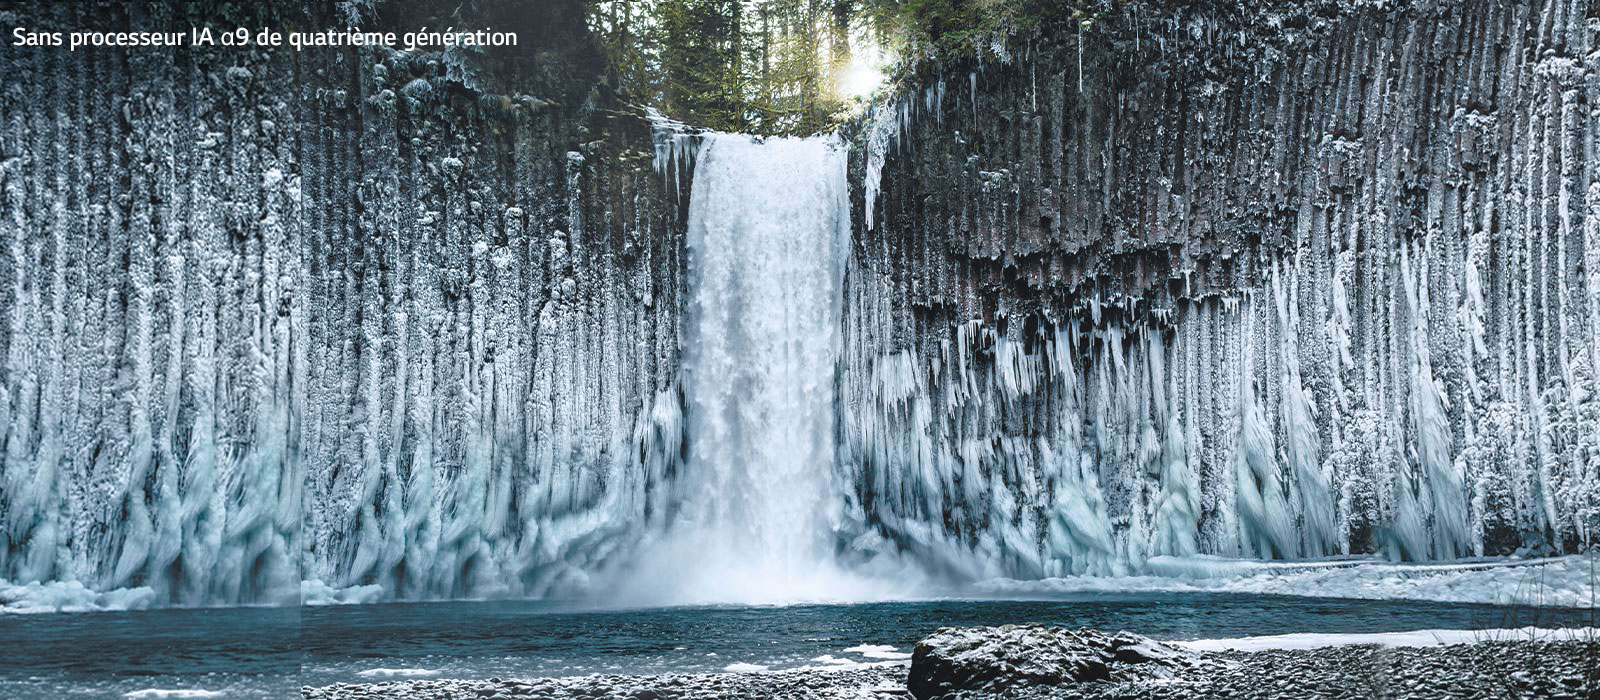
[{"xmin": 615, "ymin": 132, "xmax": 890, "ymax": 605}]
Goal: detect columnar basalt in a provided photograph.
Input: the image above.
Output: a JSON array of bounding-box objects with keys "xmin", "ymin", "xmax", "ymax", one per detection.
[
  {"xmin": 1, "ymin": 0, "xmax": 1597, "ymax": 609},
  {"xmin": 0, "ymin": 1, "xmax": 690, "ymax": 605},
  {"xmin": 841, "ymin": 0, "xmax": 1600, "ymax": 577}
]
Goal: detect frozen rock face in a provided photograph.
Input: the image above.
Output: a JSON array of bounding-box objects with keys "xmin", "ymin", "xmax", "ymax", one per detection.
[
  {"xmin": 3, "ymin": 0, "xmax": 1598, "ymax": 610},
  {"xmin": 842, "ymin": 0, "xmax": 1600, "ymax": 576},
  {"xmin": 906, "ymin": 625, "xmax": 1204, "ymax": 699},
  {"xmin": 0, "ymin": 1, "xmax": 688, "ymax": 605}
]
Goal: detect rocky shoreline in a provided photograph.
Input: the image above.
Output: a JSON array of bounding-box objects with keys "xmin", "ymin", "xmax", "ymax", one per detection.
[{"xmin": 303, "ymin": 626, "xmax": 1599, "ymax": 699}]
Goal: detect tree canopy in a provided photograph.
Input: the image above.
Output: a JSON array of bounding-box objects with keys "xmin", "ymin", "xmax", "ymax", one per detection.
[
  {"xmin": 586, "ymin": 0, "xmax": 1101, "ymax": 135},
  {"xmin": 587, "ymin": 0, "xmax": 855, "ymax": 135}
]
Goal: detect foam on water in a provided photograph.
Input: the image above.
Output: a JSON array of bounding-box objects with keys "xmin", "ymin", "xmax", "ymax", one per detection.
[
  {"xmin": 810, "ymin": 655, "xmax": 857, "ymax": 666},
  {"xmin": 355, "ymin": 668, "xmax": 442, "ymax": 678},
  {"xmin": 122, "ymin": 691, "xmax": 225, "ymax": 699},
  {"xmin": 841, "ymin": 644, "xmax": 912, "ymax": 660},
  {"xmin": 1178, "ymin": 626, "xmax": 1600, "ymax": 652}
]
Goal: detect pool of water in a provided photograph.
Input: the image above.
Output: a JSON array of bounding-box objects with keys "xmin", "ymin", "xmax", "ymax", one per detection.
[{"xmin": 0, "ymin": 593, "xmax": 1591, "ymax": 698}]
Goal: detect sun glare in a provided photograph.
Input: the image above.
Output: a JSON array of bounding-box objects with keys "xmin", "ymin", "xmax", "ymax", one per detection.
[
  {"xmin": 842, "ymin": 59, "xmax": 885, "ymax": 100},
  {"xmin": 839, "ymin": 32, "xmax": 888, "ymax": 101}
]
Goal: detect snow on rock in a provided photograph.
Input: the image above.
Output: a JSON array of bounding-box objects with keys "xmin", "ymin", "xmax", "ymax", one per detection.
[
  {"xmin": 840, "ymin": 0, "xmax": 1600, "ymax": 583},
  {"xmin": 906, "ymin": 625, "xmax": 1210, "ymax": 699},
  {"xmin": 307, "ymin": 637, "xmax": 1599, "ymax": 699},
  {"xmin": 0, "ymin": 5, "xmax": 690, "ymax": 608}
]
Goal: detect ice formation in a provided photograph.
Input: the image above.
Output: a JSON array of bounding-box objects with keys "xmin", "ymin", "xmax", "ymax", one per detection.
[
  {"xmin": 837, "ymin": 253, "xmax": 1599, "ymax": 580},
  {"xmin": 1, "ymin": 0, "xmax": 1597, "ymax": 610},
  {"xmin": 0, "ymin": 31, "xmax": 690, "ymax": 606},
  {"xmin": 975, "ymin": 554, "xmax": 1600, "ymax": 609},
  {"xmin": 835, "ymin": 0, "xmax": 1600, "ymax": 584}
]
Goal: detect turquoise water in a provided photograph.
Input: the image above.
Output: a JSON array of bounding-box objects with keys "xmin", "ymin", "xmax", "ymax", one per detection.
[{"xmin": 0, "ymin": 593, "xmax": 1590, "ymax": 698}]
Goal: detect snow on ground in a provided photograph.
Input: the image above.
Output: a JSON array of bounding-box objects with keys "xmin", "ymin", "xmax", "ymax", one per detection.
[
  {"xmin": 976, "ymin": 554, "xmax": 1600, "ymax": 608},
  {"xmin": 1177, "ymin": 626, "xmax": 1600, "ymax": 652}
]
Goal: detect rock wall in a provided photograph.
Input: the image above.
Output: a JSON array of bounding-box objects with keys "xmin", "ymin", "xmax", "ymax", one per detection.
[
  {"xmin": 0, "ymin": 0, "xmax": 688, "ymax": 605},
  {"xmin": 842, "ymin": 0, "xmax": 1600, "ymax": 577},
  {"xmin": 3, "ymin": 0, "xmax": 1597, "ymax": 609}
]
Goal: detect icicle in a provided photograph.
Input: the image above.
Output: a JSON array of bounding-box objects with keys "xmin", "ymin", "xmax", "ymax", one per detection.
[{"xmin": 863, "ymin": 98, "xmax": 901, "ymax": 232}]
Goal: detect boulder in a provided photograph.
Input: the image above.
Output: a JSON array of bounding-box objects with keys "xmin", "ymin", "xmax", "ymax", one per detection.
[{"xmin": 906, "ymin": 625, "xmax": 1202, "ymax": 699}]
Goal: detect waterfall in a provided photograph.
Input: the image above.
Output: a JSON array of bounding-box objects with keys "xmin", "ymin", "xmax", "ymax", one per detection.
[
  {"xmin": 682, "ymin": 133, "xmax": 847, "ymax": 563},
  {"xmin": 613, "ymin": 132, "xmax": 889, "ymax": 605}
]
